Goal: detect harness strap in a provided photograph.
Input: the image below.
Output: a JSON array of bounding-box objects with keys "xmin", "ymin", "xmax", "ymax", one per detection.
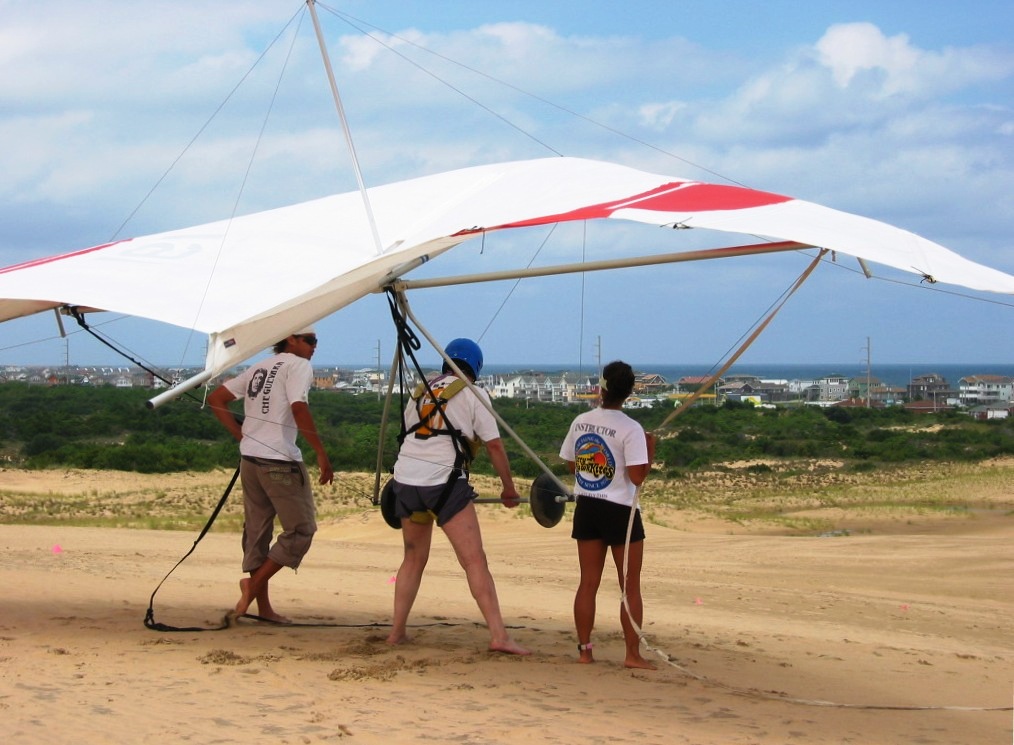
[
  {"xmin": 383, "ymin": 287, "xmax": 475, "ymax": 521},
  {"xmin": 426, "ymin": 464, "xmax": 464, "ymax": 524},
  {"xmin": 409, "ymin": 377, "xmax": 473, "ymax": 522}
]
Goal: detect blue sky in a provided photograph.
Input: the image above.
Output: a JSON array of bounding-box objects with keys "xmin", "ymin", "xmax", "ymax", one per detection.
[{"xmin": 1, "ymin": 0, "xmax": 1012, "ymax": 372}]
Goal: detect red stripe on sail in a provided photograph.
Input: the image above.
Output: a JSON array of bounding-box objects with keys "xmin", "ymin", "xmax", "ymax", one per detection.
[
  {"xmin": 0, "ymin": 239, "xmax": 130, "ymax": 275},
  {"xmin": 456, "ymin": 182, "xmax": 793, "ymax": 234}
]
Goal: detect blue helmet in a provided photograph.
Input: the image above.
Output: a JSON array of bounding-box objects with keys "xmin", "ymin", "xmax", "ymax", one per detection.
[{"xmin": 444, "ymin": 338, "xmax": 483, "ymax": 378}]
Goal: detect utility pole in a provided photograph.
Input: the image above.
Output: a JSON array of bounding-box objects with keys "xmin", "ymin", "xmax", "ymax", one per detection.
[{"xmin": 862, "ymin": 336, "xmax": 872, "ymax": 408}]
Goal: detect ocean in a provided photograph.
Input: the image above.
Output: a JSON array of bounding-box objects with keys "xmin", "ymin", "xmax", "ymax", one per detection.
[{"xmin": 477, "ymin": 362, "xmax": 1014, "ymax": 388}]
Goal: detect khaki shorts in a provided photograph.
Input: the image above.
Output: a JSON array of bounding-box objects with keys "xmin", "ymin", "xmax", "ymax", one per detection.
[{"xmin": 239, "ymin": 457, "xmax": 316, "ymax": 571}]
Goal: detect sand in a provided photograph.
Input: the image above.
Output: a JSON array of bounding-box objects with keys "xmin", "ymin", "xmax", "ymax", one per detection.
[{"xmin": 1, "ymin": 467, "xmax": 1012, "ymax": 744}]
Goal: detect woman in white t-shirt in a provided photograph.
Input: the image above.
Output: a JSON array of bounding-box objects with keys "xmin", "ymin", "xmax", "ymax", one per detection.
[
  {"xmin": 386, "ymin": 338, "xmax": 529, "ymax": 656},
  {"xmin": 560, "ymin": 360, "xmax": 656, "ymax": 669}
]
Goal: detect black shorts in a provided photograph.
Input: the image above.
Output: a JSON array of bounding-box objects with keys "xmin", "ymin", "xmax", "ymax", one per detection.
[
  {"xmin": 392, "ymin": 478, "xmax": 475, "ymax": 527},
  {"xmin": 571, "ymin": 496, "xmax": 645, "ymax": 546}
]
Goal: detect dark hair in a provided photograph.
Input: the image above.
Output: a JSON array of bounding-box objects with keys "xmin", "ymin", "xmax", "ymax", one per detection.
[
  {"xmin": 443, "ymin": 359, "xmax": 476, "ymax": 381},
  {"xmin": 601, "ymin": 360, "xmax": 635, "ymax": 406}
]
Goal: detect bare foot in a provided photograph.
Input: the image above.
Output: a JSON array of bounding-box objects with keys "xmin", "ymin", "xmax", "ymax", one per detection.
[
  {"xmin": 235, "ymin": 577, "xmax": 253, "ymax": 616},
  {"xmin": 254, "ymin": 610, "xmax": 292, "ymax": 624},
  {"xmin": 578, "ymin": 651, "xmax": 595, "ymax": 664},
  {"xmin": 624, "ymin": 655, "xmax": 657, "ymax": 670},
  {"xmin": 386, "ymin": 632, "xmax": 411, "ymax": 646},
  {"xmin": 489, "ymin": 637, "xmax": 531, "ymax": 656}
]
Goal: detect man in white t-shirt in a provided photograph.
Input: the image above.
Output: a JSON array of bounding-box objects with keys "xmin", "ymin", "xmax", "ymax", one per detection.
[
  {"xmin": 386, "ymin": 338, "xmax": 529, "ymax": 655},
  {"xmin": 209, "ymin": 326, "xmax": 333, "ymax": 622}
]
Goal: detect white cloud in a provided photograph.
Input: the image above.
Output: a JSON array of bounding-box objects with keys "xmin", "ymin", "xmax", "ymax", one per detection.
[
  {"xmin": 816, "ymin": 23, "xmax": 921, "ymax": 93},
  {"xmin": 637, "ymin": 101, "xmax": 687, "ymax": 131},
  {"xmin": 816, "ymin": 22, "xmax": 1014, "ymax": 98}
]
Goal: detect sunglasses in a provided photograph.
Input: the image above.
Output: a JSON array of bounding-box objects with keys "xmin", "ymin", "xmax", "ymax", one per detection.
[{"xmin": 296, "ymin": 334, "xmax": 318, "ymax": 346}]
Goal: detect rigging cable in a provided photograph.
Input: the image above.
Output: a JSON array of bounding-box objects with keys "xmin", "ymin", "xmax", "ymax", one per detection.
[
  {"xmin": 318, "ymin": 2, "xmax": 738, "ymax": 183},
  {"xmin": 182, "ymin": 10, "xmax": 308, "ymax": 365},
  {"xmin": 53, "ymin": 7, "xmax": 308, "ymax": 377},
  {"xmin": 107, "ymin": 6, "xmax": 306, "ymax": 243},
  {"xmin": 475, "ymin": 223, "xmax": 559, "ymax": 344},
  {"xmin": 143, "ymin": 466, "xmax": 241, "ymax": 632},
  {"xmin": 315, "ymin": 2, "xmax": 562, "ymax": 156},
  {"xmin": 66, "ymin": 308, "xmax": 187, "ymax": 394}
]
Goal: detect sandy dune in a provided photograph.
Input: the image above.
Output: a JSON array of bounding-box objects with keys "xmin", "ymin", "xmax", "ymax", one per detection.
[{"xmin": 1, "ymin": 467, "xmax": 1012, "ymax": 744}]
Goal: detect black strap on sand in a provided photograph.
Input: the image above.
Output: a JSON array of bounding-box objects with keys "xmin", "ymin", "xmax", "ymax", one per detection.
[
  {"xmin": 142, "ymin": 456, "xmax": 518, "ymax": 632},
  {"xmin": 143, "ymin": 463, "xmax": 241, "ymax": 632}
]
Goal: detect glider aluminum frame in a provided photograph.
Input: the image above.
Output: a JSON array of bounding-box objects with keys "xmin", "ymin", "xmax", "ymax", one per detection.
[
  {"xmin": 146, "ymin": 238, "xmax": 815, "ymax": 408},
  {"xmin": 385, "ymin": 239, "xmax": 809, "ymax": 292}
]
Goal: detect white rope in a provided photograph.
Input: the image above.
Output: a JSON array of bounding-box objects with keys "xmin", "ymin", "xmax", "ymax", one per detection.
[{"xmin": 615, "ymin": 488, "xmax": 1008, "ymax": 711}]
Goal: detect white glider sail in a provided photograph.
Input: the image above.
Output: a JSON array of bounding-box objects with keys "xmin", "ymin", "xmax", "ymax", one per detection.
[{"xmin": 2, "ymin": 156, "xmax": 1012, "ymax": 396}]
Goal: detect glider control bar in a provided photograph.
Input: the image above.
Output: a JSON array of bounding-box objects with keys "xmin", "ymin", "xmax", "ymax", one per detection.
[
  {"xmin": 147, "ymin": 370, "xmax": 214, "ymax": 409},
  {"xmin": 379, "ymin": 474, "xmax": 570, "ymax": 529},
  {"xmin": 391, "ymin": 239, "xmax": 810, "ymax": 290}
]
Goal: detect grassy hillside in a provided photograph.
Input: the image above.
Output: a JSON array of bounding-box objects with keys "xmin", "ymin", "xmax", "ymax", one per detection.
[{"xmin": 1, "ymin": 383, "xmax": 1012, "ymax": 477}]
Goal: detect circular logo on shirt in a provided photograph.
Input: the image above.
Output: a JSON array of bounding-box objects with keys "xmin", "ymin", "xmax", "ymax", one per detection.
[{"xmin": 574, "ymin": 433, "xmax": 616, "ymax": 491}]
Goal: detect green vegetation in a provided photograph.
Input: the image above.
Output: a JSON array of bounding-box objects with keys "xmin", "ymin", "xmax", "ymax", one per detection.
[
  {"xmin": 1, "ymin": 383, "xmax": 1012, "ymax": 475},
  {"xmin": 649, "ymin": 400, "xmax": 1014, "ymax": 474}
]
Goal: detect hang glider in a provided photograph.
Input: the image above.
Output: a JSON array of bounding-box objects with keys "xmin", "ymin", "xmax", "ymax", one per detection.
[{"xmin": 1, "ymin": 156, "xmax": 1012, "ymax": 404}]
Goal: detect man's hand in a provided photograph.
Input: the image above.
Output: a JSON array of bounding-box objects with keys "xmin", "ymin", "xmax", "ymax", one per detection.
[
  {"xmin": 317, "ymin": 452, "xmax": 334, "ymax": 485},
  {"xmin": 500, "ymin": 487, "xmax": 521, "ymax": 509}
]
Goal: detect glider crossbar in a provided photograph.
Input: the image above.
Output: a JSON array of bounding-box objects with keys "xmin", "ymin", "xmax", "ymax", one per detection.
[{"xmin": 392, "ymin": 240, "xmax": 809, "ymax": 291}]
